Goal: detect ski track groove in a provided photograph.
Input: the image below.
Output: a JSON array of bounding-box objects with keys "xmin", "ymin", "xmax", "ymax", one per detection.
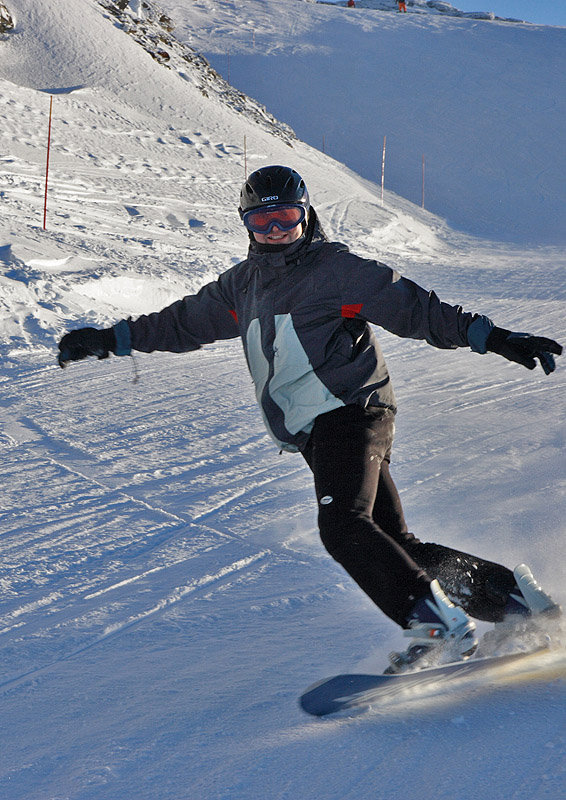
[
  {"xmin": 0, "ymin": 549, "xmax": 271, "ymax": 694},
  {"xmin": 0, "ymin": 399, "xmax": 315, "ymax": 654}
]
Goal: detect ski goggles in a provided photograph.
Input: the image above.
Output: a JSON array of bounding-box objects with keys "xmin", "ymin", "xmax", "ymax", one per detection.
[{"xmin": 242, "ymin": 204, "xmax": 306, "ymax": 234}]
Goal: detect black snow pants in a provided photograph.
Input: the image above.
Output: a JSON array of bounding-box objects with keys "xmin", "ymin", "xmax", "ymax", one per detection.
[{"xmin": 302, "ymin": 404, "xmax": 520, "ymax": 627}]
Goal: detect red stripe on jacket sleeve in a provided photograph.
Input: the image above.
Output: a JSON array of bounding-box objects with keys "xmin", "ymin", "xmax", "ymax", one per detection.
[
  {"xmin": 341, "ymin": 304, "xmax": 363, "ymax": 318},
  {"xmin": 229, "ymin": 309, "xmax": 238, "ymax": 324}
]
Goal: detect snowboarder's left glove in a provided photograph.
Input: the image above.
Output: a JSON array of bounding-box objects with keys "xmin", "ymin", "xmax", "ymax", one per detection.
[
  {"xmin": 486, "ymin": 327, "xmax": 563, "ymax": 375},
  {"xmin": 58, "ymin": 327, "xmax": 117, "ymax": 368}
]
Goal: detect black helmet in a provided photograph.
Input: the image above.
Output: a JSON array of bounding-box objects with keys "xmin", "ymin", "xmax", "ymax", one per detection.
[{"xmin": 239, "ymin": 165, "xmax": 309, "ymax": 217}]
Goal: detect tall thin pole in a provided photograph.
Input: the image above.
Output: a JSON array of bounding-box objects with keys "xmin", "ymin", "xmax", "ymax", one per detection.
[
  {"xmin": 43, "ymin": 96, "xmax": 53, "ymax": 230},
  {"xmin": 421, "ymin": 153, "xmax": 425, "ymax": 209},
  {"xmin": 244, "ymin": 134, "xmax": 247, "ymax": 177},
  {"xmin": 380, "ymin": 135, "xmax": 386, "ymax": 205}
]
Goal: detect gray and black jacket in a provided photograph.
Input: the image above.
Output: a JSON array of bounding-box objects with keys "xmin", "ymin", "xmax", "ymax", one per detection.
[{"xmin": 113, "ymin": 210, "xmax": 490, "ymax": 452}]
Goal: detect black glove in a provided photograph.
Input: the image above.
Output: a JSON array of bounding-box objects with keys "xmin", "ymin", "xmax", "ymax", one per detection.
[
  {"xmin": 486, "ymin": 327, "xmax": 563, "ymax": 375},
  {"xmin": 58, "ymin": 327, "xmax": 117, "ymax": 368}
]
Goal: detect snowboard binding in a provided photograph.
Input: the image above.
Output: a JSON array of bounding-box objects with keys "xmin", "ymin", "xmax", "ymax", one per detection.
[{"xmin": 385, "ymin": 579, "xmax": 478, "ymax": 674}]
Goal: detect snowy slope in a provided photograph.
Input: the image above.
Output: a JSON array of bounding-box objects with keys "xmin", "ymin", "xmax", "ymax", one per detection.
[
  {"xmin": 165, "ymin": 0, "xmax": 566, "ymax": 244},
  {"xmin": 1, "ymin": 1, "xmax": 566, "ymax": 799}
]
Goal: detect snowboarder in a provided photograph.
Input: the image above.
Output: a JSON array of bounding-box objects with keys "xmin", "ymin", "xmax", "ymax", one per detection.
[{"xmin": 58, "ymin": 165, "xmax": 562, "ymax": 671}]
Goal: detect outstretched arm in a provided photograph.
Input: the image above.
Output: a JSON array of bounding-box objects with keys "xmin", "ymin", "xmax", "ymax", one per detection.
[
  {"xmin": 58, "ymin": 276, "xmax": 239, "ymax": 368},
  {"xmin": 333, "ymin": 254, "xmax": 562, "ymax": 375}
]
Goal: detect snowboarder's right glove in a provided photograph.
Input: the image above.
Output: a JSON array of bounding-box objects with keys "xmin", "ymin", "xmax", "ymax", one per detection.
[
  {"xmin": 485, "ymin": 327, "xmax": 563, "ymax": 375},
  {"xmin": 58, "ymin": 327, "xmax": 117, "ymax": 368}
]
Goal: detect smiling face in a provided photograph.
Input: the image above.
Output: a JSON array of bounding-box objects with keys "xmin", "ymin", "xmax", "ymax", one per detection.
[{"xmin": 252, "ymin": 221, "xmax": 304, "ymax": 246}]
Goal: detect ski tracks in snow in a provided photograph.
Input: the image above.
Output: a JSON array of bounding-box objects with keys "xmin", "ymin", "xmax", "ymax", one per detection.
[
  {"xmin": 0, "ymin": 547, "xmax": 270, "ymax": 694},
  {"xmin": 0, "ymin": 348, "xmax": 319, "ymax": 694}
]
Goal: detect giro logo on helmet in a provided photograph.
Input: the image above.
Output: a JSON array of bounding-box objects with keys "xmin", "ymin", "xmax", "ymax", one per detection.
[{"xmin": 261, "ymin": 195, "xmax": 279, "ymax": 202}]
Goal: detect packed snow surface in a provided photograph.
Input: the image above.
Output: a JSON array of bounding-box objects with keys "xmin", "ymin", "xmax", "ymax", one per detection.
[{"xmin": 0, "ymin": 1, "xmax": 565, "ymax": 799}]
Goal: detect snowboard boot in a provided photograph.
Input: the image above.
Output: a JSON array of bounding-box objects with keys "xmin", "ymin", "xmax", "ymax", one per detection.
[
  {"xmin": 385, "ymin": 579, "xmax": 478, "ymax": 674},
  {"xmin": 479, "ymin": 564, "xmax": 562, "ymax": 656},
  {"xmin": 505, "ymin": 564, "xmax": 561, "ymax": 619}
]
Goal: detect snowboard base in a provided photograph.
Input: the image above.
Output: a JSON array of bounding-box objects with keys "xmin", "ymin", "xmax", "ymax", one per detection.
[{"xmin": 300, "ymin": 646, "xmax": 566, "ymax": 717}]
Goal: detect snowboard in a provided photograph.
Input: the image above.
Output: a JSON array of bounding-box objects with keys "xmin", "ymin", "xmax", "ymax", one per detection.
[{"xmin": 300, "ymin": 646, "xmax": 566, "ymax": 717}]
